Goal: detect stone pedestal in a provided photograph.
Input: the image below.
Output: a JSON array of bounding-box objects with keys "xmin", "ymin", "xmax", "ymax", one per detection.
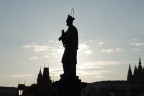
[{"xmin": 54, "ymin": 74, "xmax": 86, "ymax": 96}]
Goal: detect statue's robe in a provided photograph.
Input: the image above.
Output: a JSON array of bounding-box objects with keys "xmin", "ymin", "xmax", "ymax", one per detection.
[{"xmin": 61, "ymin": 25, "xmax": 78, "ymax": 76}]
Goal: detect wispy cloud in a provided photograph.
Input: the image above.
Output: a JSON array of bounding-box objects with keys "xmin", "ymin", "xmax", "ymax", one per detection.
[
  {"xmin": 130, "ymin": 42, "xmax": 144, "ymax": 46},
  {"xmin": 79, "ymin": 43, "xmax": 89, "ymax": 51},
  {"xmin": 44, "ymin": 55, "xmax": 50, "ymax": 58},
  {"xmin": 98, "ymin": 41, "xmax": 104, "ymax": 45},
  {"xmin": 48, "ymin": 40, "xmax": 54, "ymax": 43},
  {"xmin": 77, "ymin": 70, "xmax": 109, "ymax": 77},
  {"xmin": 29, "ymin": 57, "xmax": 39, "ymax": 60},
  {"xmin": 76, "ymin": 61, "xmax": 118, "ymax": 77},
  {"xmin": 128, "ymin": 39, "xmax": 144, "ymax": 47},
  {"xmin": 23, "ymin": 44, "xmax": 49, "ymax": 52},
  {"xmin": 89, "ymin": 40, "xmax": 94, "ymax": 42},
  {"xmin": 100, "ymin": 48, "xmax": 123, "ymax": 53},
  {"xmin": 78, "ymin": 43, "xmax": 94, "ymax": 55},
  {"xmin": 95, "ymin": 39, "xmax": 104, "ymax": 45},
  {"xmin": 88, "ymin": 39, "xmax": 104, "ymax": 45},
  {"xmin": 128, "ymin": 39, "xmax": 137, "ymax": 42},
  {"xmin": 23, "ymin": 39, "xmax": 104, "ymax": 57},
  {"xmin": 11, "ymin": 74, "xmax": 33, "ymax": 78},
  {"xmin": 51, "ymin": 47, "xmax": 63, "ymax": 54},
  {"xmin": 23, "ymin": 42, "xmax": 63, "ymax": 59},
  {"xmin": 78, "ymin": 62, "xmax": 102, "ymax": 70},
  {"xmin": 48, "ymin": 60, "xmax": 118, "ymax": 80},
  {"xmin": 78, "ymin": 61, "xmax": 119, "ymax": 69},
  {"xmin": 49, "ymin": 67, "xmax": 63, "ymax": 76},
  {"xmin": 130, "ymin": 48, "xmax": 140, "ymax": 51},
  {"xmin": 84, "ymin": 50, "xmax": 93, "ymax": 55}
]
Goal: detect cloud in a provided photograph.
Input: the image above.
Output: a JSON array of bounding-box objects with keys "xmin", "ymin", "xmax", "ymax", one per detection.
[
  {"xmin": 100, "ymin": 48, "xmax": 123, "ymax": 53},
  {"xmin": 23, "ymin": 44, "xmax": 49, "ymax": 52},
  {"xmin": 51, "ymin": 47, "xmax": 63, "ymax": 54},
  {"xmin": 77, "ymin": 70, "xmax": 109, "ymax": 77},
  {"xmin": 88, "ymin": 39, "xmax": 104, "ymax": 45},
  {"xmin": 76, "ymin": 61, "xmax": 118, "ymax": 78},
  {"xmin": 78, "ymin": 43, "xmax": 95, "ymax": 55},
  {"xmin": 44, "ymin": 55, "xmax": 50, "ymax": 58},
  {"xmin": 130, "ymin": 42, "xmax": 144, "ymax": 46},
  {"xmin": 23, "ymin": 39, "xmax": 103, "ymax": 57},
  {"xmin": 98, "ymin": 41, "xmax": 104, "ymax": 45},
  {"xmin": 130, "ymin": 48, "xmax": 140, "ymax": 51},
  {"xmin": 128, "ymin": 39, "xmax": 137, "ymax": 42},
  {"xmin": 77, "ymin": 62, "xmax": 102, "ymax": 70},
  {"xmin": 79, "ymin": 43, "xmax": 89, "ymax": 51},
  {"xmin": 48, "ymin": 40, "xmax": 54, "ymax": 43},
  {"xmin": 23, "ymin": 42, "xmax": 63, "ymax": 55},
  {"xmin": 29, "ymin": 57, "xmax": 39, "ymax": 60},
  {"xmin": 95, "ymin": 39, "xmax": 104, "ymax": 45},
  {"xmin": 11, "ymin": 74, "xmax": 33, "ymax": 78},
  {"xmin": 89, "ymin": 40, "xmax": 94, "ymax": 42},
  {"xmin": 49, "ymin": 67, "xmax": 63, "ymax": 76},
  {"xmin": 48, "ymin": 60, "xmax": 118, "ymax": 80},
  {"xmin": 49, "ymin": 66, "xmax": 108, "ymax": 79},
  {"xmin": 78, "ymin": 61, "xmax": 119, "ymax": 69},
  {"xmin": 84, "ymin": 50, "xmax": 93, "ymax": 55}
]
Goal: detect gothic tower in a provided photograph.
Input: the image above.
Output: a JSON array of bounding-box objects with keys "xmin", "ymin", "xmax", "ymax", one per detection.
[
  {"xmin": 137, "ymin": 57, "xmax": 143, "ymax": 82},
  {"xmin": 127, "ymin": 57, "xmax": 144, "ymax": 83},
  {"xmin": 138, "ymin": 58, "xmax": 142, "ymax": 71},
  {"xmin": 127, "ymin": 64, "xmax": 132, "ymax": 82},
  {"xmin": 37, "ymin": 67, "xmax": 43, "ymax": 85},
  {"xmin": 43, "ymin": 67, "xmax": 50, "ymax": 81}
]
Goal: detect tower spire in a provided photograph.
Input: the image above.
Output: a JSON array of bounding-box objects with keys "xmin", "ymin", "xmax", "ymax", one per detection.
[
  {"xmin": 127, "ymin": 63, "xmax": 132, "ymax": 82},
  {"xmin": 139, "ymin": 56, "xmax": 141, "ymax": 65},
  {"xmin": 37, "ymin": 66, "xmax": 43, "ymax": 85},
  {"xmin": 138, "ymin": 57, "xmax": 142, "ymax": 71},
  {"xmin": 134, "ymin": 64, "xmax": 137, "ymax": 75}
]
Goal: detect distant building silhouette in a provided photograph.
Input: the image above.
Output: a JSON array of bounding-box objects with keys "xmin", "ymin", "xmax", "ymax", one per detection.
[
  {"xmin": 37, "ymin": 67, "xmax": 42, "ymax": 86},
  {"xmin": 0, "ymin": 87, "xmax": 17, "ymax": 96},
  {"xmin": 17, "ymin": 67, "xmax": 57, "ymax": 96},
  {"xmin": 127, "ymin": 64, "xmax": 133, "ymax": 82},
  {"xmin": 36, "ymin": 67, "xmax": 57, "ymax": 96},
  {"xmin": 81, "ymin": 57, "xmax": 144, "ymax": 96},
  {"xmin": 14, "ymin": 57, "xmax": 144, "ymax": 96},
  {"xmin": 127, "ymin": 58, "xmax": 144, "ymax": 83},
  {"xmin": 17, "ymin": 84, "xmax": 26, "ymax": 96},
  {"xmin": 81, "ymin": 81, "xmax": 129, "ymax": 96}
]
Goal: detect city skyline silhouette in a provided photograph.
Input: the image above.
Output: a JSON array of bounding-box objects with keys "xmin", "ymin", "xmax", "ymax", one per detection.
[{"xmin": 0, "ymin": 0, "xmax": 144, "ymax": 88}]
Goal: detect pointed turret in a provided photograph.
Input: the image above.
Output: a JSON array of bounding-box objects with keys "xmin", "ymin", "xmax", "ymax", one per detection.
[
  {"xmin": 138, "ymin": 57, "xmax": 142, "ymax": 71},
  {"xmin": 42, "ymin": 67, "xmax": 51, "ymax": 84},
  {"xmin": 127, "ymin": 64, "xmax": 132, "ymax": 82},
  {"xmin": 37, "ymin": 67, "xmax": 43, "ymax": 85},
  {"xmin": 133, "ymin": 64, "xmax": 138, "ymax": 82},
  {"xmin": 43, "ymin": 67, "xmax": 50, "ymax": 79},
  {"xmin": 134, "ymin": 65, "xmax": 138, "ymax": 75},
  {"xmin": 137, "ymin": 57, "xmax": 143, "ymax": 82}
]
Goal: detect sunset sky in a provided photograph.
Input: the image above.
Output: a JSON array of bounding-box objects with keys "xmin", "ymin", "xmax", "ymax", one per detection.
[{"xmin": 0, "ymin": 0, "xmax": 144, "ymax": 87}]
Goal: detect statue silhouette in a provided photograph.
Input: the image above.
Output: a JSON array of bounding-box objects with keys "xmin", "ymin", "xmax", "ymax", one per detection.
[
  {"xmin": 59, "ymin": 14, "xmax": 78, "ymax": 77},
  {"xmin": 55, "ymin": 10, "xmax": 86, "ymax": 96}
]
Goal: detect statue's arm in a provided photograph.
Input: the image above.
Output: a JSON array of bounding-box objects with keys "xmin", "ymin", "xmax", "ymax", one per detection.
[{"xmin": 59, "ymin": 30, "xmax": 65, "ymax": 41}]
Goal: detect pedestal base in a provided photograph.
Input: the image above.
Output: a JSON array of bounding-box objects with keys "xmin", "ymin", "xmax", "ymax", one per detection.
[{"xmin": 54, "ymin": 74, "xmax": 86, "ymax": 96}]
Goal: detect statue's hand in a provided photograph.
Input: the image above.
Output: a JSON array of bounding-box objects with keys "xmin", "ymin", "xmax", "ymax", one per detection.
[
  {"xmin": 58, "ymin": 37, "xmax": 61, "ymax": 41},
  {"xmin": 62, "ymin": 30, "xmax": 64, "ymax": 34},
  {"xmin": 59, "ymin": 30, "xmax": 64, "ymax": 41}
]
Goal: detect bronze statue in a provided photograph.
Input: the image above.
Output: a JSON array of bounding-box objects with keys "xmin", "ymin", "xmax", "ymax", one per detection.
[{"xmin": 59, "ymin": 15, "xmax": 78, "ymax": 77}]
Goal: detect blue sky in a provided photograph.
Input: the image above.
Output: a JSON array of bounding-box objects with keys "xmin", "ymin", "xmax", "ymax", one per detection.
[{"xmin": 0, "ymin": 0, "xmax": 144, "ymax": 87}]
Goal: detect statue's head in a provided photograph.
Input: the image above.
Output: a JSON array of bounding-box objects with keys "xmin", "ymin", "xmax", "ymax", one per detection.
[{"xmin": 66, "ymin": 15, "xmax": 75, "ymax": 26}]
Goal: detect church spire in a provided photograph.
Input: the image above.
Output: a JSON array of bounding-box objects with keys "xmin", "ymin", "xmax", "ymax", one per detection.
[
  {"xmin": 37, "ymin": 67, "xmax": 43, "ymax": 85},
  {"xmin": 138, "ymin": 57, "xmax": 142, "ymax": 71},
  {"xmin": 127, "ymin": 63, "xmax": 132, "ymax": 82},
  {"xmin": 134, "ymin": 64, "xmax": 138, "ymax": 75},
  {"xmin": 43, "ymin": 67, "xmax": 50, "ymax": 83}
]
